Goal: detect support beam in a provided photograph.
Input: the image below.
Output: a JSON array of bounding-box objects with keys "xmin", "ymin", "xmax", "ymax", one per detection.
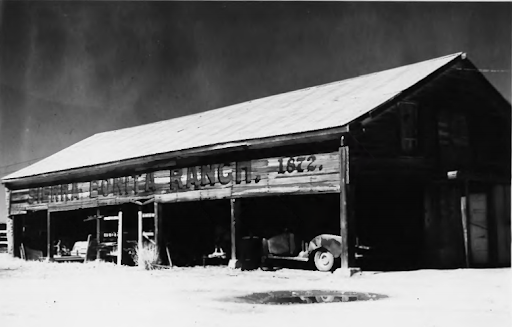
[
  {"xmin": 347, "ymin": 181, "xmax": 357, "ymax": 267},
  {"xmin": 463, "ymin": 180, "xmax": 472, "ymax": 267},
  {"xmin": 460, "ymin": 196, "xmax": 470, "ymax": 268},
  {"xmin": 84, "ymin": 234, "xmax": 92, "ymax": 263},
  {"xmin": 12, "ymin": 215, "xmax": 22, "ymax": 258},
  {"xmin": 336, "ymin": 137, "xmax": 360, "ymax": 277},
  {"xmin": 4, "ymin": 188, "xmax": 13, "ymax": 256},
  {"xmin": 138, "ymin": 206, "xmax": 143, "ymax": 266},
  {"xmin": 96, "ymin": 208, "xmax": 102, "ymax": 260},
  {"xmin": 339, "ymin": 145, "xmax": 349, "ymax": 270},
  {"xmin": 154, "ymin": 202, "xmax": 164, "ymax": 265},
  {"xmin": 47, "ymin": 210, "xmax": 54, "ymax": 261},
  {"xmin": 6, "ymin": 216, "xmax": 14, "ymax": 256},
  {"xmin": 117, "ymin": 210, "xmax": 123, "ymax": 265},
  {"xmin": 228, "ymin": 198, "xmax": 241, "ymax": 269}
]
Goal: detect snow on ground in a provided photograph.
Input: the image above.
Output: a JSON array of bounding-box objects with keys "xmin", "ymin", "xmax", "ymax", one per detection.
[{"xmin": 0, "ymin": 254, "xmax": 510, "ymax": 327}]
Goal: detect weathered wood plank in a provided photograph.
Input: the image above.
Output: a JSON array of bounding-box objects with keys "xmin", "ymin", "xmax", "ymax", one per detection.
[
  {"xmin": 199, "ymin": 187, "xmax": 233, "ymax": 201},
  {"xmin": 9, "ymin": 189, "xmax": 30, "ymax": 203},
  {"xmin": 12, "ymin": 151, "xmax": 341, "ymax": 209},
  {"xmin": 154, "ymin": 202, "xmax": 164, "ymax": 265},
  {"xmin": 48, "ymin": 199, "xmax": 98, "ymax": 212},
  {"xmin": 155, "ymin": 193, "xmax": 177, "ymax": 203},
  {"xmin": 339, "ymin": 145, "xmax": 349, "ymax": 270},
  {"xmin": 10, "ymin": 203, "xmax": 48, "ymax": 215},
  {"xmin": 97, "ymin": 196, "xmax": 145, "ymax": 207}
]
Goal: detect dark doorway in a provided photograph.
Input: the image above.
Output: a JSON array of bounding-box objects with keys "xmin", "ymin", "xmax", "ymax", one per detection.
[
  {"xmin": 163, "ymin": 200, "xmax": 231, "ymax": 267},
  {"xmin": 240, "ymin": 194, "xmax": 340, "ymax": 247},
  {"xmin": 19, "ymin": 211, "xmax": 47, "ymax": 256},
  {"xmin": 53, "ymin": 208, "xmax": 97, "ymax": 256},
  {"xmin": 355, "ymin": 176, "xmax": 425, "ymax": 271}
]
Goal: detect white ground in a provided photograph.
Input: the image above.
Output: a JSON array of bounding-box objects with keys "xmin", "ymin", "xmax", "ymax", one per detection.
[{"xmin": 0, "ymin": 254, "xmax": 510, "ymax": 327}]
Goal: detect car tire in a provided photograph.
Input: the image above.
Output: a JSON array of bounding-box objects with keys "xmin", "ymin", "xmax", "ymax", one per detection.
[
  {"xmin": 314, "ymin": 249, "xmax": 334, "ymax": 272},
  {"xmin": 315, "ymin": 295, "xmax": 336, "ymax": 303}
]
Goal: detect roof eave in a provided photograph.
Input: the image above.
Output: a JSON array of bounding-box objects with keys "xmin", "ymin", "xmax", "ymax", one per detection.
[{"xmin": 2, "ymin": 125, "xmax": 349, "ymax": 189}]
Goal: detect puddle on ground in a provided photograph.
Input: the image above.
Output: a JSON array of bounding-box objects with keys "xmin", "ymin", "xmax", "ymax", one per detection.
[{"xmin": 234, "ymin": 290, "xmax": 387, "ymax": 305}]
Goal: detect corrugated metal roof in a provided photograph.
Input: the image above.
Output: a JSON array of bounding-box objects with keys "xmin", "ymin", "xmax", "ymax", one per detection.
[{"xmin": 3, "ymin": 52, "xmax": 462, "ymax": 181}]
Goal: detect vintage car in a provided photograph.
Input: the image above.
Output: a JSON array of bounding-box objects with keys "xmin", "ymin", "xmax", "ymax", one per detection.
[{"xmin": 261, "ymin": 232, "xmax": 344, "ymax": 272}]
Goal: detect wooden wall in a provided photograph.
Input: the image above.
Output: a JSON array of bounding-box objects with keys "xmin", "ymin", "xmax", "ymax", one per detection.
[
  {"xmin": 423, "ymin": 183, "xmax": 466, "ymax": 268},
  {"xmin": 492, "ymin": 185, "xmax": 511, "ymax": 266}
]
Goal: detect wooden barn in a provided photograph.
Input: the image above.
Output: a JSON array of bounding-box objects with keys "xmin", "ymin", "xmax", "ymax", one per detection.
[{"xmin": 2, "ymin": 52, "xmax": 510, "ymax": 272}]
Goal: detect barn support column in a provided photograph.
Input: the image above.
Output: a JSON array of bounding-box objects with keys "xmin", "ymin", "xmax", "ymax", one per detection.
[
  {"xmin": 228, "ymin": 198, "xmax": 241, "ymax": 269},
  {"xmin": 117, "ymin": 210, "xmax": 123, "ymax": 265},
  {"xmin": 336, "ymin": 135, "xmax": 359, "ymax": 277},
  {"xmin": 96, "ymin": 208, "xmax": 103, "ymax": 260},
  {"xmin": 461, "ymin": 180, "xmax": 471, "ymax": 268},
  {"xmin": 492, "ymin": 185, "xmax": 511, "ymax": 266},
  {"xmin": 339, "ymin": 144, "xmax": 349, "ymax": 270},
  {"xmin": 348, "ymin": 181, "xmax": 357, "ymax": 268},
  {"xmin": 10, "ymin": 215, "xmax": 23, "ymax": 258},
  {"xmin": 6, "ymin": 215, "xmax": 14, "ymax": 256},
  {"xmin": 5, "ymin": 187, "xmax": 14, "ymax": 257},
  {"xmin": 154, "ymin": 202, "xmax": 165, "ymax": 265},
  {"xmin": 138, "ymin": 206, "xmax": 143, "ymax": 266},
  {"xmin": 47, "ymin": 210, "xmax": 54, "ymax": 261}
]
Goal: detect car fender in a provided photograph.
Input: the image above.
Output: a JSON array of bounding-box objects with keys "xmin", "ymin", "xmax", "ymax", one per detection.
[{"xmin": 308, "ymin": 234, "xmax": 343, "ymax": 258}]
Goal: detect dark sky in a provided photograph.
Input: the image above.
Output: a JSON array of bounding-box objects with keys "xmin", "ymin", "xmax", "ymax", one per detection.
[{"xmin": 0, "ymin": 1, "xmax": 510, "ymax": 221}]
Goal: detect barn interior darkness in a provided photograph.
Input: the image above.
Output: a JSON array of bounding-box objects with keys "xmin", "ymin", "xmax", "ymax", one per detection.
[
  {"xmin": 53, "ymin": 208, "xmax": 97, "ymax": 253},
  {"xmin": 240, "ymin": 194, "xmax": 340, "ymax": 250},
  {"xmin": 162, "ymin": 194, "xmax": 341, "ymax": 267},
  {"xmin": 18, "ymin": 211, "xmax": 46, "ymax": 255},
  {"xmin": 163, "ymin": 200, "xmax": 231, "ymax": 267},
  {"xmin": 354, "ymin": 175, "xmax": 425, "ymax": 271},
  {"xmin": 116, "ymin": 204, "xmax": 139, "ymax": 265}
]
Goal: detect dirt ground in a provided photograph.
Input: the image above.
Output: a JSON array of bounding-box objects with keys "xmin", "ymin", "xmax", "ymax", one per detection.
[{"xmin": 0, "ymin": 254, "xmax": 510, "ymax": 327}]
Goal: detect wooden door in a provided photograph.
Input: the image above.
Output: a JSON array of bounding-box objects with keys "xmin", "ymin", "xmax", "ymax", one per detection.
[{"xmin": 469, "ymin": 193, "xmax": 489, "ymax": 265}]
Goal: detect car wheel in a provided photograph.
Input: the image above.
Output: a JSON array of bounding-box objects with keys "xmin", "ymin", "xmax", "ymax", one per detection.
[
  {"xmin": 315, "ymin": 295, "xmax": 336, "ymax": 303},
  {"xmin": 314, "ymin": 249, "xmax": 334, "ymax": 272}
]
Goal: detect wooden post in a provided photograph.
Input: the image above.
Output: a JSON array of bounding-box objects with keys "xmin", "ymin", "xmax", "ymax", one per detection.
[
  {"xmin": 12, "ymin": 215, "xmax": 22, "ymax": 258},
  {"xmin": 339, "ymin": 138, "xmax": 349, "ymax": 270},
  {"xmin": 96, "ymin": 208, "xmax": 102, "ymax": 260},
  {"xmin": 96, "ymin": 208, "xmax": 102, "ymax": 241},
  {"xmin": 84, "ymin": 234, "xmax": 92, "ymax": 263},
  {"xmin": 154, "ymin": 202, "xmax": 164, "ymax": 265},
  {"xmin": 117, "ymin": 210, "xmax": 123, "ymax": 265},
  {"xmin": 5, "ymin": 188, "xmax": 14, "ymax": 256},
  {"xmin": 20, "ymin": 243, "xmax": 26, "ymax": 260},
  {"xmin": 460, "ymin": 197, "xmax": 470, "ymax": 268},
  {"xmin": 6, "ymin": 216, "xmax": 14, "ymax": 256},
  {"xmin": 462, "ymin": 180, "xmax": 471, "ymax": 267},
  {"xmin": 138, "ymin": 206, "xmax": 143, "ymax": 266},
  {"xmin": 47, "ymin": 210, "xmax": 54, "ymax": 261},
  {"xmin": 229, "ymin": 198, "xmax": 241, "ymax": 269},
  {"xmin": 348, "ymin": 181, "xmax": 356, "ymax": 267}
]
